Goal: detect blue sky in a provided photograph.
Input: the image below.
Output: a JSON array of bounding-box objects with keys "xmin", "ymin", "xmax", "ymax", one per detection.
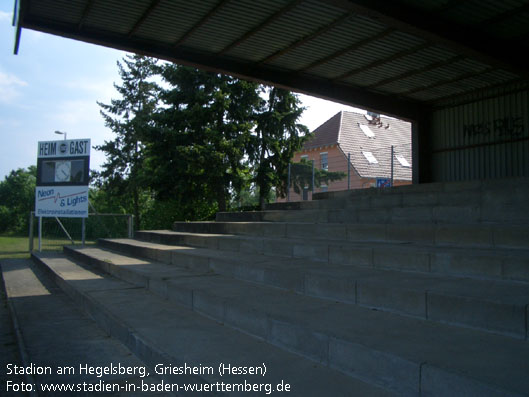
[{"xmin": 0, "ymin": 2, "xmax": 362, "ymax": 180}]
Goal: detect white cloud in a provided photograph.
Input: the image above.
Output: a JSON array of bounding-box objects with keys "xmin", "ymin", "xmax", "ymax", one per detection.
[
  {"xmin": 62, "ymin": 78, "xmax": 118, "ymax": 102},
  {"xmin": 0, "ymin": 69, "xmax": 28, "ymax": 103},
  {"xmin": 0, "ymin": 11, "xmax": 11, "ymax": 22},
  {"xmin": 48, "ymin": 98, "xmax": 101, "ymax": 126}
]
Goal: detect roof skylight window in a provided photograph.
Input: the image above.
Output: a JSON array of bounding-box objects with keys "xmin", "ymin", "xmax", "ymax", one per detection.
[
  {"xmin": 396, "ymin": 155, "xmax": 411, "ymax": 167},
  {"xmin": 362, "ymin": 151, "xmax": 378, "ymax": 164},
  {"xmin": 359, "ymin": 123, "xmax": 375, "ymax": 138}
]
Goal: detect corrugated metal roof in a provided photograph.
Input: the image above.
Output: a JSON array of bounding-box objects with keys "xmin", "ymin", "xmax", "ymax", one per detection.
[
  {"xmin": 30, "ymin": 0, "xmax": 85, "ymax": 22},
  {"xmin": 84, "ymin": 0, "xmax": 146, "ymax": 35},
  {"xmin": 16, "ymin": 0, "xmax": 529, "ymax": 117},
  {"xmin": 134, "ymin": 0, "xmax": 222, "ymax": 44}
]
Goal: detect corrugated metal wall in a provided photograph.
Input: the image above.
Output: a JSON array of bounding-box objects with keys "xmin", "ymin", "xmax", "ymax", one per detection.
[{"xmin": 430, "ymin": 86, "xmax": 529, "ymax": 181}]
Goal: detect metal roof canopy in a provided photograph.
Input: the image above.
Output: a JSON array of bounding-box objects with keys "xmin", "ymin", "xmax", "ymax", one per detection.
[{"xmin": 13, "ymin": 0, "xmax": 529, "ymax": 122}]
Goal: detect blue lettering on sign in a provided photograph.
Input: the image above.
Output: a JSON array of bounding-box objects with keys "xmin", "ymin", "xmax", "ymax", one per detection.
[
  {"xmin": 38, "ymin": 189, "xmax": 54, "ymax": 198},
  {"xmin": 67, "ymin": 195, "xmax": 88, "ymax": 207}
]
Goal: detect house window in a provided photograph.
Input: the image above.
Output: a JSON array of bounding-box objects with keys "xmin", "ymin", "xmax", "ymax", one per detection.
[
  {"xmin": 362, "ymin": 151, "xmax": 378, "ymax": 164},
  {"xmin": 320, "ymin": 152, "xmax": 328, "ymax": 170},
  {"xmin": 321, "ymin": 184, "xmax": 328, "ymax": 192},
  {"xmin": 359, "ymin": 123, "xmax": 375, "ymax": 138},
  {"xmin": 300, "ymin": 154, "xmax": 309, "ymax": 162},
  {"xmin": 396, "ymin": 154, "xmax": 411, "ymax": 167}
]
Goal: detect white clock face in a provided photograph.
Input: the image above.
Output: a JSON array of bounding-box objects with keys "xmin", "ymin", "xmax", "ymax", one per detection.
[{"xmin": 55, "ymin": 160, "xmax": 71, "ymax": 182}]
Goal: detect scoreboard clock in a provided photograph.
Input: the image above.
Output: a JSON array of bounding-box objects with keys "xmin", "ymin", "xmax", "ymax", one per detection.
[{"xmin": 36, "ymin": 139, "xmax": 90, "ymax": 186}]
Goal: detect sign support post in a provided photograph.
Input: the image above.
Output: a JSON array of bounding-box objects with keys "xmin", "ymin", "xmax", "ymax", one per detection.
[
  {"xmin": 38, "ymin": 216, "xmax": 42, "ymax": 252},
  {"xmin": 82, "ymin": 218, "xmax": 86, "ymax": 246}
]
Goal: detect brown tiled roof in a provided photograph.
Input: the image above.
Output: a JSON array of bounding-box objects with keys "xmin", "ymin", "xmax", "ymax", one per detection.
[
  {"xmin": 303, "ymin": 111, "xmax": 342, "ymax": 150},
  {"xmin": 302, "ymin": 111, "xmax": 412, "ymax": 181}
]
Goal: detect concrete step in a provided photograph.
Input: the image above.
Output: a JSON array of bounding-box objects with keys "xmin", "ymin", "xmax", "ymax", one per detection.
[
  {"xmin": 312, "ymin": 176, "xmax": 529, "ymax": 204},
  {"xmin": 44, "ymin": 248, "xmax": 529, "ymax": 396},
  {"xmin": 0, "ymin": 266, "xmax": 27, "ymax": 397},
  {"xmin": 263, "ymin": 178, "xmax": 529, "ymax": 224},
  {"xmin": 220, "ymin": 197, "xmax": 529, "ymax": 224},
  {"xmin": 172, "ymin": 221, "xmax": 529, "ymax": 250},
  {"xmin": 0, "ymin": 258, "xmax": 168, "ymax": 396},
  {"xmin": 85, "ymin": 240, "xmax": 529, "ymax": 339},
  {"xmin": 31, "ymin": 252, "xmax": 393, "ymax": 397},
  {"xmin": 217, "ymin": 205, "xmax": 486, "ymax": 224},
  {"xmin": 136, "ymin": 230, "xmax": 529, "ymax": 283}
]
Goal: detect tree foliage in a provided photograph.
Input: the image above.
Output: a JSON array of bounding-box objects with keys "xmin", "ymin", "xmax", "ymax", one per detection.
[
  {"xmin": 94, "ymin": 54, "xmax": 159, "ymax": 228},
  {"xmin": 143, "ymin": 64, "xmax": 262, "ymax": 217},
  {"xmin": 94, "ymin": 56, "xmax": 311, "ymax": 224},
  {"xmin": 0, "ymin": 166, "xmax": 36, "ymax": 234},
  {"xmin": 290, "ymin": 159, "xmax": 346, "ymax": 195},
  {"xmin": 250, "ymin": 87, "xmax": 310, "ymax": 209}
]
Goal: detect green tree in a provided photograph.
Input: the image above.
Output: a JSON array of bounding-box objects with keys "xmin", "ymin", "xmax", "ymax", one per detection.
[
  {"xmin": 0, "ymin": 166, "xmax": 36, "ymax": 234},
  {"xmin": 145, "ymin": 65, "xmax": 261, "ymax": 216},
  {"xmin": 289, "ymin": 159, "xmax": 346, "ymax": 195},
  {"xmin": 250, "ymin": 87, "xmax": 309, "ymax": 209},
  {"xmin": 95, "ymin": 54, "xmax": 159, "ymax": 229}
]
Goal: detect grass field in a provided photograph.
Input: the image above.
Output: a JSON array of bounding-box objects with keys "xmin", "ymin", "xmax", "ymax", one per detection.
[
  {"xmin": 0, "ymin": 236, "xmax": 32, "ymax": 259},
  {"xmin": 0, "ymin": 235, "xmax": 95, "ymax": 260}
]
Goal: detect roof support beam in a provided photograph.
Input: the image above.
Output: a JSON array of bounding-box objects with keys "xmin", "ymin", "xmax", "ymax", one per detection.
[
  {"xmin": 478, "ymin": 4, "xmax": 529, "ymax": 27},
  {"xmin": 12, "ymin": 0, "xmax": 24, "ymax": 54},
  {"xmin": 434, "ymin": 0, "xmax": 471, "ymax": 14},
  {"xmin": 78, "ymin": 0, "xmax": 95, "ymax": 31},
  {"xmin": 20, "ymin": 15, "xmax": 427, "ymax": 121},
  {"xmin": 128, "ymin": 0, "xmax": 162, "ymax": 38},
  {"xmin": 173, "ymin": 0, "xmax": 230, "ymax": 47},
  {"xmin": 257, "ymin": 9, "xmax": 355, "ymax": 65},
  {"xmin": 299, "ymin": 28, "xmax": 394, "ymax": 72},
  {"xmin": 333, "ymin": 42, "xmax": 431, "ymax": 81},
  {"xmin": 398, "ymin": 67, "xmax": 495, "ymax": 97},
  {"xmin": 319, "ymin": 0, "xmax": 529, "ymax": 78},
  {"xmin": 365, "ymin": 54, "xmax": 464, "ymax": 89},
  {"xmin": 218, "ymin": 0, "xmax": 304, "ymax": 56}
]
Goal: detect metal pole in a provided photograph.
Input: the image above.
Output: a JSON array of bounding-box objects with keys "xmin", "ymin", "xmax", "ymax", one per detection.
[
  {"xmin": 287, "ymin": 163, "xmax": 291, "ymax": 202},
  {"xmin": 390, "ymin": 145, "xmax": 394, "ymax": 187},
  {"xmin": 38, "ymin": 216, "xmax": 42, "ymax": 252},
  {"xmin": 347, "ymin": 153, "xmax": 351, "ymax": 190},
  {"xmin": 311, "ymin": 159, "xmax": 315, "ymax": 196},
  {"xmin": 54, "ymin": 217, "xmax": 75, "ymax": 244},
  {"xmin": 82, "ymin": 217, "xmax": 86, "ymax": 246},
  {"xmin": 28, "ymin": 212, "xmax": 34, "ymax": 252},
  {"xmin": 128, "ymin": 215, "xmax": 134, "ymax": 239}
]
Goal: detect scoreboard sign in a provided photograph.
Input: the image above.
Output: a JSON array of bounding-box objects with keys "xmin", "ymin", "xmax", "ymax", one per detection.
[{"xmin": 35, "ymin": 139, "xmax": 90, "ymax": 218}]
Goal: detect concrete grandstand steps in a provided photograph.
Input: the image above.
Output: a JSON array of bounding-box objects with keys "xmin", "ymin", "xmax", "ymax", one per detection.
[
  {"xmin": 35, "ymin": 247, "xmax": 529, "ymax": 396},
  {"xmin": 0, "ymin": 258, "xmax": 168, "ymax": 396},
  {"xmin": 81, "ymin": 240, "xmax": 529, "ymax": 338},
  {"xmin": 217, "ymin": 205, "xmax": 487, "ymax": 224},
  {"xmin": 253, "ymin": 177, "xmax": 529, "ymax": 225},
  {"xmin": 312, "ymin": 176, "xmax": 529, "ymax": 205},
  {"xmin": 134, "ymin": 230, "xmax": 529, "ymax": 282},
  {"xmin": 31, "ymin": 252, "xmax": 392, "ymax": 397},
  {"xmin": 171, "ymin": 221, "xmax": 529, "ymax": 250}
]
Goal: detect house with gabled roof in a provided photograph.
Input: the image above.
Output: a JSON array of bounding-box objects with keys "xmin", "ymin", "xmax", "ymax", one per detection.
[{"xmin": 284, "ymin": 110, "xmax": 412, "ymax": 201}]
